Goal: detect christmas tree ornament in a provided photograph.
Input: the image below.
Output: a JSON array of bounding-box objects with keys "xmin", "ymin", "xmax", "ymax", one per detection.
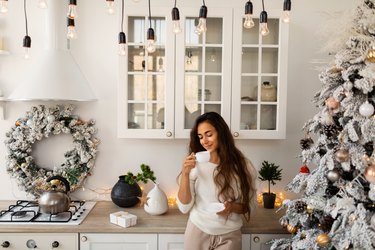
[
  {"xmin": 300, "ymin": 137, "xmax": 314, "ymax": 150},
  {"xmin": 319, "ymin": 215, "xmax": 334, "ymax": 231},
  {"xmin": 369, "ymin": 188, "xmax": 375, "ymax": 201},
  {"xmin": 316, "ymin": 233, "xmax": 330, "ymax": 247},
  {"xmin": 323, "ymin": 124, "xmax": 339, "ymax": 138},
  {"xmin": 367, "ymin": 46, "xmax": 375, "ymax": 63},
  {"xmin": 286, "ymin": 224, "xmax": 298, "ymax": 234},
  {"xmin": 300, "ymin": 165, "xmax": 310, "ymax": 174},
  {"xmin": 280, "ymin": 218, "xmax": 288, "ymax": 228},
  {"xmin": 326, "ymin": 97, "xmax": 340, "ymax": 110},
  {"xmin": 327, "ymin": 169, "xmax": 340, "ymax": 182},
  {"xmin": 306, "ymin": 204, "xmax": 314, "ymax": 214},
  {"xmin": 371, "ymin": 214, "xmax": 375, "ymax": 228},
  {"xmin": 359, "ymin": 101, "xmax": 374, "ymax": 117},
  {"xmin": 294, "ymin": 200, "xmax": 307, "ymax": 213},
  {"xmin": 364, "ymin": 165, "xmax": 375, "ymax": 183},
  {"xmin": 335, "ymin": 148, "xmax": 349, "ymax": 162}
]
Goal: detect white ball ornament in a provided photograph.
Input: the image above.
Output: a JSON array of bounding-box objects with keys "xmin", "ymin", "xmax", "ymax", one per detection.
[
  {"xmin": 327, "ymin": 169, "xmax": 340, "ymax": 182},
  {"xmin": 368, "ymin": 188, "xmax": 375, "ymax": 201},
  {"xmin": 371, "ymin": 214, "xmax": 375, "ymax": 228},
  {"xmin": 359, "ymin": 101, "xmax": 374, "ymax": 117}
]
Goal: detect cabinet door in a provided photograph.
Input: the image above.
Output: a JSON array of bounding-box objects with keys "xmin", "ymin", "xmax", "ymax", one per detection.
[
  {"xmin": 118, "ymin": 6, "xmax": 175, "ymax": 138},
  {"xmin": 250, "ymin": 234, "xmax": 289, "ymax": 250},
  {"xmin": 231, "ymin": 8, "xmax": 289, "ymax": 139},
  {"xmin": 80, "ymin": 233, "xmax": 157, "ymax": 250},
  {"xmin": 174, "ymin": 7, "xmax": 233, "ymax": 138},
  {"xmin": 158, "ymin": 234, "xmax": 184, "ymax": 250}
]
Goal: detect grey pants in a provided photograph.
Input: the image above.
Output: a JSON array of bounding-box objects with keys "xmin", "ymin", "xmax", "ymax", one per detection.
[{"xmin": 184, "ymin": 220, "xmax": 242, "ymax": 250}]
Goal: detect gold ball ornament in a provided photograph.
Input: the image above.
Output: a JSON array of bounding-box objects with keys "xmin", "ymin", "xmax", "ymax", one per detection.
[
  {"xmin": 364, "ymin": 165, "xmax": 375, "ymax": 184},
  {"xmin": 306, "ymin": 204, "xmax": 314, "ymax": 214},
  {"xmin": 316, "ymin": 233, "xmax": 330, "ymax": 247},
  {"xmin": 287, "ymin": 224, "xmax": 298, "ymax": 234},
  {"xmin": 335, "ymin": 149, "xmax": 349, "ymax": 162},
  {"xmin": 325, "ymin": 97, "xmax": 340, "ymax": 110},
  {"xmin": 367, "ymin": 47, "xmax": 375, "ymax": 63}
]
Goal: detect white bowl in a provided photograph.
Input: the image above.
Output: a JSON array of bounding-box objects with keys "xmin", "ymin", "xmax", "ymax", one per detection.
[{"xmin": 203, "ymin": 202, "xmax": 225, "ymax": 213}]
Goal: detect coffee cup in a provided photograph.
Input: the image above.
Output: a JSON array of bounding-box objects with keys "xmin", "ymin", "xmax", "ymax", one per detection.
[{"xmin": 195, "ymin": 151, "xmax": 210, "ymax": 163}]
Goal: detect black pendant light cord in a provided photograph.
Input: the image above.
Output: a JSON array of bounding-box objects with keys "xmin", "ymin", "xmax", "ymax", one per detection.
[
  {"xmin": 261, "ymin": 0, "xmax": 265, "ymax": 11},
  {"xmin": 174, "ymin": 0, "xmax": 177, "ymax": 8},
  {"xmin": 148, "ymin": 0, "xmax": 152, "ymax": 28},
  {"xmin": 24, "ymin": 0, "xmax": 29, "ymax": 36},
  {"xmin": 202, "ymin": 0, "xmax": 205, "ymax": 6},
  {"xmin": 121, "ymin": 0, "xmax": 124, "ymax": 32}
]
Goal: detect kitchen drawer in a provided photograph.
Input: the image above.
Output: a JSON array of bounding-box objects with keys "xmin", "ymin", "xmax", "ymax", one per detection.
[{"xmin": 0, "ymin": 233, "xmax": 78, "ymax": 249}]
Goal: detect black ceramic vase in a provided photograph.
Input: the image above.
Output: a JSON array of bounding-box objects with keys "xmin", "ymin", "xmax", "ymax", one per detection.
[{"xmin": 111, "ymin": 175, "xmax": 142, "ymax": 207}]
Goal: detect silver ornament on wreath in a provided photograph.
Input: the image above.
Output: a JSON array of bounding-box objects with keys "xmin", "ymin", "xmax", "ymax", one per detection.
[
  {"xmin": 359, "ymin": 101, "xmax": 374, "ymax": 117},
  {"xmin": 327, "ymin": 169, "xmax": 340, "ymax": 182},
  {"xmin": 335, "ymin": 148, "xmax": 349, "ymax": 162}
]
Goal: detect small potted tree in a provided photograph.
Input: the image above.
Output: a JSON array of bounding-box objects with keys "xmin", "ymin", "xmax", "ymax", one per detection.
[{"xmin": 258, "ymin": 161, "xmax": 282, "ymax": 209}]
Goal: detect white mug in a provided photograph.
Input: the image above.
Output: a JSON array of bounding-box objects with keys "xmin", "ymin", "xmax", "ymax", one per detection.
[{"xmin": 195, "ymin": 151, "xmax": 210, "ymax": 163}]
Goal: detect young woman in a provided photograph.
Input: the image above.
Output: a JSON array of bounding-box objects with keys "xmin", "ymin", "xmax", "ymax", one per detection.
[{"xmin": 177, "ymin": 112, "xmax": 257, "ymax": 250}]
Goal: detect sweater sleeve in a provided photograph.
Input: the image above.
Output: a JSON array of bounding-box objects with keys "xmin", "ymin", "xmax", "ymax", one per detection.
[{"xmin": 176, "ymin": 168, "xmax": 197, "ymax": 214}]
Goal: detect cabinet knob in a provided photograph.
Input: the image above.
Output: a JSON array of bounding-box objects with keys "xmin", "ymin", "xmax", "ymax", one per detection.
[
  {"xmin": 233, "ymin": 132, "xmax": 239, "ymax": 137},
  {"xmin": 253, "ymin": 236, "xmax": 260, "ymax": 243},
  {"xmin": 1, "ymin": 241, "xmax": 10, "ymax": 248},
  {"xmin": 166, "ymin": 131, "xmax": 172, "ymax": 137},
  {"xmin": 81, "ymin": 236, "xmax": 88, "ymax": 242},
  {"xmin": 52, "ymin": 241, "xmax": 59, "ymax": 248}
]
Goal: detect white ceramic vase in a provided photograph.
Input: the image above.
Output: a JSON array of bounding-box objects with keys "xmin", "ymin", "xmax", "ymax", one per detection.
[{"xmin": 144, "ymin": 183, "xmax": 169, "ymax": 215}]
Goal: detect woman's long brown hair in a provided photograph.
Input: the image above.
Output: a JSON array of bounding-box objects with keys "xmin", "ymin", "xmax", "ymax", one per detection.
[{"xmin": 189, "ymin": 112, "xmax": 256, "ymax": 220}]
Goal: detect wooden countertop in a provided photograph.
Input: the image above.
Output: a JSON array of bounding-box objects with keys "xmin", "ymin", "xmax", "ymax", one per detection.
[{"xmin": 0, "ymin": 201, "xmax": 287, "ymax": 234}]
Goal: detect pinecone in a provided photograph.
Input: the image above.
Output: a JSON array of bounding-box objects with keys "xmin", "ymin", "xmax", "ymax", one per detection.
[
  {"xmin": 300, "ymin": 138, "xmax": 314, "ymax": 150},
  {"xmin": 322, "ymin": 124, "xmax": 339, "ymax": 138},
  {"xmin": 319, "ymin": 215, "xmax": 334, "ymax": 231},
  {"xmin": 294, "ymin": 200, "xmax": 307, "ymax": 213}
]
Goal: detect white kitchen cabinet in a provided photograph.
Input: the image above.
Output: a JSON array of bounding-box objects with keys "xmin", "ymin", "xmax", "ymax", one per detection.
[
  {"xmin": 250, "ymin": 234, "xmax": 290, "ymax": 250},
  {"xmin": 79, "ymin": 233, "xmax": 157, "ymax": 250},
  {"xmin": 119, "ymin": 1, "xmax": 288, "ymax": 139},
  {"xmin": 0, "ymin": 233, "xmax": 78, "ymax": 249}
]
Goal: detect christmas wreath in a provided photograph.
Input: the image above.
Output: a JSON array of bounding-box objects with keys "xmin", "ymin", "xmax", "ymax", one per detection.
[{"xmin": 4, "ymin": 105, "xmax": 100, "ymax": 198}]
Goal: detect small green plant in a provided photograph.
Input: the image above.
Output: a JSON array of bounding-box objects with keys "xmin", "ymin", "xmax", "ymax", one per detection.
[
  {"xmin": 124, "ymin": 164, "xmax": 157, "ymax": 185},
  {"xmin": 258, "ymin": 160, "xmax": 282, "ymax": 194}
]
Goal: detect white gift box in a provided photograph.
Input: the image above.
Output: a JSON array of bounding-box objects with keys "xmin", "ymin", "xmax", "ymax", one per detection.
[{"xmin": 110, "ymin": 211, "xmax": 137, "ymax": 228}]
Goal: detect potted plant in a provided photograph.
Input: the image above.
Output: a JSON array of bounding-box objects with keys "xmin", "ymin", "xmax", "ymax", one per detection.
[
  {"xmin": 111, "ymin": 164, "xmax": 156, "ymax": 207},
  {"xmin": 258, "ymin": 161, "xmax": 282, "ymax": 209}
]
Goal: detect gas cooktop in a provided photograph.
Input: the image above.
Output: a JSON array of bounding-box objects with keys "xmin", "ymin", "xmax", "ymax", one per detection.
[{"xmin": 0, "ymin": 200, "xmax": 96, "ymax": 225}]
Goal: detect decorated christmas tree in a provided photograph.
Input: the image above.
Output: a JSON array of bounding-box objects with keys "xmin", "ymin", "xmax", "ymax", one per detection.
[{"xmin": 272, "ymin": 1, "xmax": 375, "ymax": 249}]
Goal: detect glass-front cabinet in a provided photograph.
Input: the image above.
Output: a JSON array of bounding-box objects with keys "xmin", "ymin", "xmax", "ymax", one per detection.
[{"xmin": 118, "ymin": 3, "xmax": 288, "ymax": 139}]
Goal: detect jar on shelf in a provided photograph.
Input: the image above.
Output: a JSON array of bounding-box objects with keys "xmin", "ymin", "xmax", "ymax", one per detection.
[
  {"xmin": 198, "ymin": 89, "xmax": 212, "ymax": 101},
  {"xmin": 261, "ymin": 81, "xmax": 277, "ymax": 102}
]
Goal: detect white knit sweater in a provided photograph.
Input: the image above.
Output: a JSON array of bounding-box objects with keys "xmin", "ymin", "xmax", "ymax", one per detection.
[{"xmin": 177, "ymin": 162, "xmax": 242, "ymax": 235}]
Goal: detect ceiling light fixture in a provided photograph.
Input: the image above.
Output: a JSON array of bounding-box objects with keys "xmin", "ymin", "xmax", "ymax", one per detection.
[
  {"xmin": 195, "ymin": 0, "xmax": 207, "ymax": 35},
  {"xmin": 67, "ymin": 18, "xmax": 77, "ymax": 40},
  {"xmin": 23, "ymin": 0, "xmax": 31, "ymax": 59},
  {"xmin": 259, "ymin": 0, "xmax": 269, "ymax": 36},
  {"xmin": 106, "ymin": 0, "xmax": 115, "ymax": 15},
  {"xmin": 146, "ymin": 0, "xmax": 156, "ymax": 54},
  {"xmin": 171, "ymin": 0, "xmax": 181, "ymax": 34},
  {"xmin": 243, "ymin": 0, "xmax": 254, "ymax": 29},
  {"xmin": 118, "ymin": 0, "xmax": 126, "ymax": 56},
  {"xmin": 0, "ymin": 0, "xmax": 8, "ymax": 13},
  {"xmin": 67, "ymin": 0, "xmax": 77, "ymax": 19},
  {"xmin": 282, "ymin": 0, "xmax": 291, "ymax": 23}
]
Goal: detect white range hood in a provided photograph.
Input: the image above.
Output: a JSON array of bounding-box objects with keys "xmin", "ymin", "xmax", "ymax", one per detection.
[{"xmin": 7, "ymin": 0, "xmax": 96, "ymax": 101}]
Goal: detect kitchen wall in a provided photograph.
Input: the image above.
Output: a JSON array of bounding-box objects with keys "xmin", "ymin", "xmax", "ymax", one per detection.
[{"xmin": 0, "ymin": 0, "xmax": 358, "ymax": 201}]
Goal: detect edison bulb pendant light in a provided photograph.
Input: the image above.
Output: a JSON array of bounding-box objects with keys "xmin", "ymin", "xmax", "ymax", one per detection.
[
  {"xmin": 243, "ymin": 1, "xmax": 254, "ymax": 29},
  {"xmin": 195, "ymin": 5, "xmax": 207, "ymax": 35},
  {"xmin": 171, "ymin": 7, "xmax": 181, "ymax": 34},
  {"xmin": 146, "ymin": 28, "xmax": 156, "ymax": 53},
  {"xmin": 259, "ymin": 11, "xmax": 269, "ymax": 36}
]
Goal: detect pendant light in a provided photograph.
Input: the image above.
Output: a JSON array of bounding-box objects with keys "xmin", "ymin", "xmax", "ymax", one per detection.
[
  {"xmin": 0, "ymin": 0, "xmax": 8, "ymax": 13},
  {"xmin": 243, "ymin": 0, "xmax": 254, "ymax": 29},
  {"xmin": 195, "ymin": 0, "xmax": 207, "ymax": 35},
  {"xmin": 67, "ymin": 18, "xmax": 77, "ymax": 40},
  {"xmin": 118, "ymin": 0, "xmax": 126, "ymax": 55},
  {"xmin": 38, "ymin": 0, "xmax": 48, "ymax": 9},
  {"xmin": 282, "ymin": 0, "xmax": 291, "ymax": 23},
  {"xmin": 146, "ymin": 0, "xmax": 156, "ymax": 54},
  {"xmin": 171, "ymin": 0, "xmax": 181, "ymax": 34},
  {"xmin": 259, "ymin": 0, "xmax": 269, "ymax": 36},
  {"xmin": 106, "ymin": 0, "xmax": 115, "ymax": 15},
  {"xmin": 67, "ymin": 0, "xmax": 77, "ymax": 19},
  {"xmin": 23, "ymin": 0, "xmax": 31, "ymax": 59}
]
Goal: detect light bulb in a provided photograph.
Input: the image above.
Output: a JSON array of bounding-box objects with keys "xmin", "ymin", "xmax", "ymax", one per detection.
[
  {"xmin": 195, "ymin": 5, "xmax": 207, "ymax": 35},
  {"xmin": 38, "ymin": 0, "xmax": 48, "ymax": 9},
  {"xmin": 171, "ymin": 7, "xmax": 181, "ymax": 34},
  {"xmin": 67, "ymin": 0, "xmax": 77, "ymax": 19},
  {"xmin": 0, "ymin": 0, "xmax": 8, "ymax": 13},
  {"xmin": 243, "ymin": 1, "xmax": 254, "ymax": 29},
  {"xmin": 67, "ymin": 18, "xmax": 77, "ymax": 40},
  {"xmin": 282, "ymin": 11, "xmax": 290, "ymax": 23},
  {"xmin": 146, "ymin": 28, "xmax": 156, "ymax": 53},
  {"xmin": 118, "ymin": 32, "xmax": 126, "ymax": 56},
  {"xmin": 243, "ymin": 14, "xmax": 255, "ymax": 29},
  {"xmin": 106, "ymin": 0, "xmax": 115, "ymax": 14},
  {"xmin": 23, "ymin": 35, "xmax": 31, "ymax": 60},
  {"xmin": 259, "ymin": 10, "xmax": 269, "ymax": 36}
]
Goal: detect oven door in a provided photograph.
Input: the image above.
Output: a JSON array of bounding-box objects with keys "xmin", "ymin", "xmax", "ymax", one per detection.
[{"xmin": 0, "ymin": 233, "xmax": 78, "ymax": 249}]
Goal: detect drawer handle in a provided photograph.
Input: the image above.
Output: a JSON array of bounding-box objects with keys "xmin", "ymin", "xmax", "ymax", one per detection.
[
  {"xmin": 81, "ymin": 236, "xmax": 88, "ymax": 242},
  {"xmin": 1, "ymin": 241, "xmax": 10, "ymax": 248},
  {"xmin": 253, "ymin": 236, "xmax": 260, "ymax": 243},
  {"xmin": 52, "ymin": 241, "xmax": 59, "ymax": 248},
  {"xmin": 166, "ymin": 131, "xmax": 172, "ymax": 137},
  {"xmin": 233, "ymin": 132, "xmax": 239, "ymax": 137}
]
